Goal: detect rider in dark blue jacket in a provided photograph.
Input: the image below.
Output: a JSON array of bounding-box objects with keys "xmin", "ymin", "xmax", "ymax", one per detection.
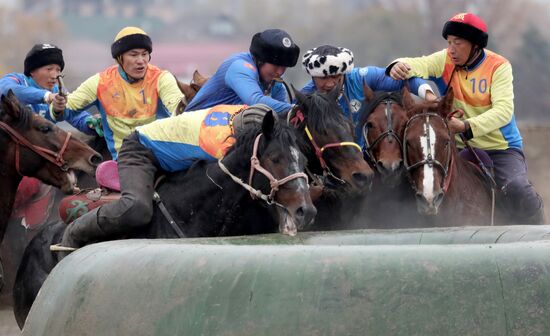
[
  {"xmin": 0, "ymin": 43, "xmax": 96, "ymax": 135},
  {"xmin": 185, "ymin": 29, "xmax": 300, "ymax": 114}
]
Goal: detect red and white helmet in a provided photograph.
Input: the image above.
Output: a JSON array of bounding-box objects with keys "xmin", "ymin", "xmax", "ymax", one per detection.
[{"xmin": 442, "ymin": 13, "xmax": 488, "ymax": 48}]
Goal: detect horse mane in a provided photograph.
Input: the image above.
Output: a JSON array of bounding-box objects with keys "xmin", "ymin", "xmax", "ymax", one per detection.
[
  {"xmin": 357, "ymin": 91, "xmax": 403, "ymax": 128},
  {"xmin": 299, "ymin": 91, "xmax": 354, "ymax": 135},
  {"xmin": 0, "ymin": 98, "xmax": 32, "ymax": 129},
  {"xmin": 406, "ymin": 99, "xmax": 439, "ymax": 117},
  {"xmin": 224, "ymin": 118, "xmax": 297, "ymax": 161}
]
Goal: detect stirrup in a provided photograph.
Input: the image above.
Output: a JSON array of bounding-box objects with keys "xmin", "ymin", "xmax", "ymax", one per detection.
[{"xmin": 50, "ymin": 244, "xmax": 78, "ymax": 252}]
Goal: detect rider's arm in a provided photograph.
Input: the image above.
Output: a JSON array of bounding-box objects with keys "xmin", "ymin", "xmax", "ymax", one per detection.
[
  {"xmin": 224, "ymin": 60, "xmax": 292, "ymax": 114},
  {"xmin": 0, "ymin": 75, "xmax": 49, "ymax": 104},
  {"xmin": 157, "ymin": 71, "xmax": 185, "ymax": 116},
  {"xmin": 466, "ymin": 62, "xmax": 514, "ymax": 138},
  {"xmin": 386, "ymin": 49, "xmax": 447, "ymax": 79},
  {"xmin": 355, "ymin": 66, "xmax": 434, "ymax": 99},
  {"xmin": 50, "ymin": 74, "xmax": 99, "ymax": 121}
]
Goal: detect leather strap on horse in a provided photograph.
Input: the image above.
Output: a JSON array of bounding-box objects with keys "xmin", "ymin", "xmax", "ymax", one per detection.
[
  {"xmin": 218, "ymin": 133, "xmax": 308, "ymax": 207},
  {"xmin": 0, "ymin": 121, "xmax": 71, "ymax": 175},
  {"xmin": 152, "ymin": 191, "xmax": 186, "ymax": 238}
]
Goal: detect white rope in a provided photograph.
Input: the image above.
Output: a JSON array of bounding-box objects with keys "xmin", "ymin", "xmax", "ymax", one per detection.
[{"xmin": 217, "ymin": 160, "xmax": 279, "ymax": 206}]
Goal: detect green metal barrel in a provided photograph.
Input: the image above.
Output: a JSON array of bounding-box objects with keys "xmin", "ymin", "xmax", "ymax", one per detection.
[{"xmin": 23, "ymin": 227, "xmax": 550, "ymax": 336}]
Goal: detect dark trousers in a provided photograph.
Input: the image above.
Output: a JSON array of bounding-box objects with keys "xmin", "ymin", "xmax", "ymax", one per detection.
[
  {"xmin": 64, "ymin": 132, "xmax": 160, "ymax": 246},
  {"xmin": 487, "ymin": 148, "xmax": 544, "ymax": 223}
]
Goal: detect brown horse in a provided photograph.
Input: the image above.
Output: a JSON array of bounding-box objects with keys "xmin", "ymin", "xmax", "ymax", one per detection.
[
  {"xmin": 174, "ymin": 70, "xmax": 210, "ymax": 114},
  {"xmin": 0, "ymin": 91, "xmax": 102, "ymax": 242},
  {"xmin": 402, "ymin": 87, "xmax": 493, "ymax": 226},
  {"xmin": 360, "ymin": 85, "xmax": 417, "ymax": 185},
  {"xmin": 348, "ymin": 86, "xmax": 432, "ymax": 229},
  {"xmin": 290, "ymin": 87, "xmax": 374, "ymax": 230}
]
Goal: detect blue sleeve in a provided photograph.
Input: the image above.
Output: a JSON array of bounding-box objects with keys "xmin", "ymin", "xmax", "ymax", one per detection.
[
  {"xmin": 0, "ymin": 75, "xmax": 47, "ymax": 104},
  {"xmin": 353, "ymin": 66, "xmax": 428, "ymax": 96},
  {"xmin": 224, "ymin": 60, "xmax": 292, "ymax": 114},
  {"xmin": 300, "ymin": 80, "xmax": 316, "ymax": 94}
]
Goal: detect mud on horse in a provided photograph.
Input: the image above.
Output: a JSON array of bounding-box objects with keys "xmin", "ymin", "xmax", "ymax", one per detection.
[{"xmin": 0, "ymin": 91, "xmax": 102, "ymax": 242}]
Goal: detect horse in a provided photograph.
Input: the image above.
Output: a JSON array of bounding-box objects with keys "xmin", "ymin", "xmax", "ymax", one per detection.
[
  {"xmin": 349, "ymin": 85, "xmax": 441, "ymax": 229},
  {"xmin": 290, "ymin": 87, "xmax": 374, "ymax": 230},
  {"xmin": 402, "ymin": 87, "xmax": 494, "ymax": 226},
  {"xmin": 13, "ymin": 110, "xmax": 316, "ymax": 327},
  {"xmin": 0, "ymin": 91, "xmax": 102, "ymax": 243},
  {"xmin": 174, "ymin": 70, "xmax": 210, "ymax": 114}
]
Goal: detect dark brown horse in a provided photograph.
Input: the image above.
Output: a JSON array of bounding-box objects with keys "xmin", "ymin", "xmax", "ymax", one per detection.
[
  {"xmin": 290, "ymin": 87, "xmax": 374, "ymax": 230},
  {"xmin": 13, "ymin": 111, "xmax": 316, "ymax": 328},
  {"xmin": 402, "ymin": 87, "xmax": 493, "ymax": 226},
  {"xmin": 0, "ymin": 91, "xmax": 102, "ymax": 242}
]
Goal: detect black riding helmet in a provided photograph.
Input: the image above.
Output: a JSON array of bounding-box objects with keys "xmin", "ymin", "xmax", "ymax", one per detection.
[{"xmin": 250, "ymin": 29, "xmax": 300, "ymax": 67}]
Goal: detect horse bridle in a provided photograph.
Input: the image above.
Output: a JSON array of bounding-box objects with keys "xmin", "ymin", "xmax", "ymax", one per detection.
[
  {"xmin": 0, "ymin": 121, "xmax": 71, "ymax": 176},
  {"xmin": 362, "ymin": 98, "xmax": 403, "ymax": 164},
  {"xmin": 289, "ymin": 108, "xmax": 362, "ymax": 185},
  {"xmin": 217, "ymin": 133, "xmax": 308, "ymax": 207},
  {"xmin": 402, "ymin": 112, "xmax": 453, "ymax": 192}
]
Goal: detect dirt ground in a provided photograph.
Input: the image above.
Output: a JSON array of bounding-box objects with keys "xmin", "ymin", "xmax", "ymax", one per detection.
[{"xmin": 0, "ymin": 124, "xmax": 549, "ymax": 335}]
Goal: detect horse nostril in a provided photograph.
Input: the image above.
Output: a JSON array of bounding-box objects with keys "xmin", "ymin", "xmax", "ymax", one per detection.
[
  {"xmin": 433, "ymin": 191, "xmax": 445, "ymax": 208},
  {"xmin": 295, "ymin": 204, "xmax": 317, "ymax": 230},
  {"xmin": 89, "ymin": 154, "xmax": 103, "ymax": 166},
  {"xmin": 352, "ymin": 171, "xmax": 372, "ymax": 188}
]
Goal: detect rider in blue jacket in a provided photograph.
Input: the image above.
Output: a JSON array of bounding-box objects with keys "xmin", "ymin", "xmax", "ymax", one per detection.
[
  {"xmin": 300, "ymin": 45, "xmax": 436, "ymax": 143},
  {"xmin": 185, "ymin": 29, "xmax": 300, "ymax": 114},
  {"xmin": 0, "ymin": 43, "xmax": 96, "ymax": 135}
]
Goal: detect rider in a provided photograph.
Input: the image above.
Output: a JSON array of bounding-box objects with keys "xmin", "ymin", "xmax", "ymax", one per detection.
[
  {"xmin": 0, "ymin": 43, "xmax": 96, "ymax": 134},
  {"xmin": 51, "ymin": 27, "xmax": 184, "ymax": 160},
  {"xmin": 185, "ymin": 28, "xmax": 300, "ymax": 114},
  {"xmin": 60, "ymin": 104, "xmax": 273, "ymax": 249},
  {"xmin": 386, "ymin": 12, "xmax": 544, "ymax": 224},
  {"xmin": 301, "ymin": 44, "xmax": 436, "ymax": 143}
]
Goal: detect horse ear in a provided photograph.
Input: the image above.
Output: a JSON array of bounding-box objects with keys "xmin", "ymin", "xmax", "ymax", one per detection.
[
  {"xmin": 438, "ymin": 87, "xmax": 455, "ymax": 118},
  {"xmin": 261, "ymin": 110, "xmax": 275, "ymax": 139},
  {"xmin": 363, "ymin": 83, "xmax": 375, "ymax": 103},
  {"xmin": 193, "ymin": 70, "xmax": 208, "ymax": 86},
  {"xmin": 401, "ymin": 86, "xmax": 415, "ymax": 111},
  {"xmin": 1, "ymin": 90, "xmax": 21, "ymax": 119}
]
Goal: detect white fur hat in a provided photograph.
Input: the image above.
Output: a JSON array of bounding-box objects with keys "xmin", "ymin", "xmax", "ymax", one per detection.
[{"xmin": 302, "ymin": 45, "xmax": 354, "ymax": 77}]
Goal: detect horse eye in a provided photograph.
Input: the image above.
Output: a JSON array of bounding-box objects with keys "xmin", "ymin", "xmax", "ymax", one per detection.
[
  {"xmin": 39, "ymin": 125, "xmax": 52, "ymax": 133},
  {"xmin": 366, "ymin": 122, "xmax": 374, "ymax": 129}
]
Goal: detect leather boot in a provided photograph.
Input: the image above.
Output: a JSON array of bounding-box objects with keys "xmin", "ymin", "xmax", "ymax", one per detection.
[{"xmin": 61, "ymin": 207, "xmax": 106, "ymax": 249}]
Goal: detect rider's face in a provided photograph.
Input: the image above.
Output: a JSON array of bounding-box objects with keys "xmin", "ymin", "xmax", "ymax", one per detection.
[
  {"xmin": 313, "ymin": 75, "xmax": 344, "ymax": 94},
  {"xmin": 121, "ymin": 48, "xmax": 150, "ymax": 80},
  {"xmin": 447, "ymin": 35, "xmax": 474, "ymax": 66},
  {"xmin": 30, "ymin": 64, "xmax": 62, "ymax": 90},
  {"xmin": 259, "ymin": 63, "xmax": 287, "ymax": 83}
]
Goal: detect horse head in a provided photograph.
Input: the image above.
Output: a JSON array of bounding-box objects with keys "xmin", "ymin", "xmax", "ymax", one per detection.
[
  {"xmin": 292, "ymin": 86, "xmax": 373, "ymax": 193},
  {"xmin": 359, "ymin": 85, "xmax": 416, "ymax": 186},
  {"xmin": 224, "ymin": 110, "xmax": 316, "ymax": 235},
  {"xmin": 0, "ymin": 91, "xmax": 103, "ymax": 194},
  {"xmin": 403, "ymin": 88, "xmax": 454, "ymax": 215}
]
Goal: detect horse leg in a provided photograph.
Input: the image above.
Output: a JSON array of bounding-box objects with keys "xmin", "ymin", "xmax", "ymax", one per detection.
[{"xmin": 13, "ymin": 221, "xmax": 65, "ymax": 329}]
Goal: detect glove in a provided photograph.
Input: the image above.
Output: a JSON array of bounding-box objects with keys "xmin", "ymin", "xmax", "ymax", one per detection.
[{"xmin": 85, "ymin": 115, "xmax": 104, "ymax": 137}]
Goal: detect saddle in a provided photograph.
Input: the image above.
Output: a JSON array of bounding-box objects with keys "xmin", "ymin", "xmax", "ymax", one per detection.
[
  {"xmin": 59, "ymin": 160, "xmax": 121, "ymax": 224},
  {"xmin": 12, "ymin": 177, "xmax": 56, "ymax": 229}
]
